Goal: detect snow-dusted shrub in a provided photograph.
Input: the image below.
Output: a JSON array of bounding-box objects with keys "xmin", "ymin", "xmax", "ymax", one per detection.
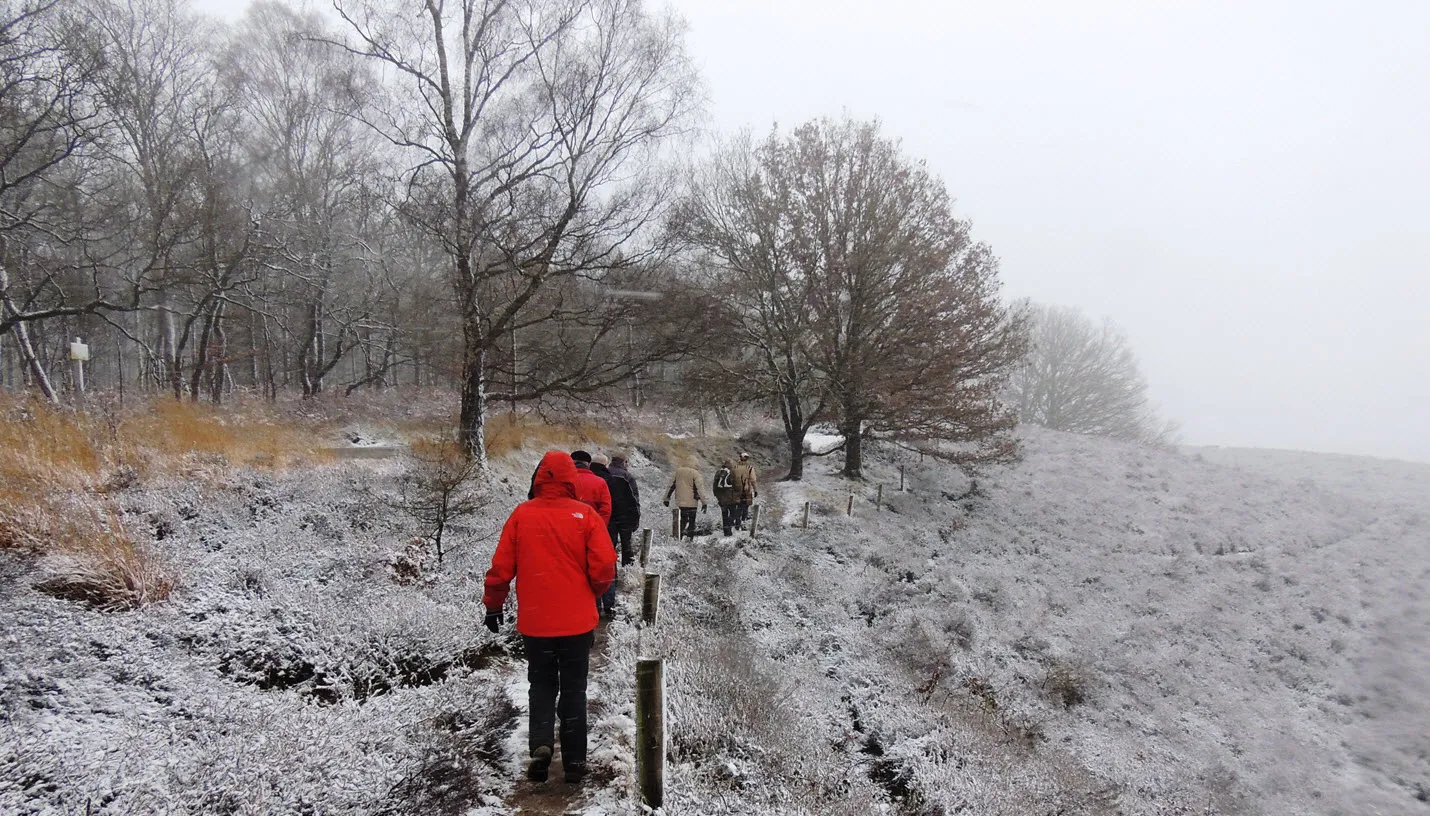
[
  {"xmin": 669, "ymin": 633, "xmax": 794, "ymax": 764},
  {"xmin": 1040, "ymin": 657, "xmax": 1091, "ymax": 708}
]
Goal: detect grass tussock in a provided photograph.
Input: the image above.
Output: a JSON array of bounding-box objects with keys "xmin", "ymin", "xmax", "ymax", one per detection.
[
  {"xmin": 483, "ymin": 413, "xmax": 612, "ymax": 459},
  {"xmin": 33, "ymin": 507, "xmax": 177, "ymax": 610}
]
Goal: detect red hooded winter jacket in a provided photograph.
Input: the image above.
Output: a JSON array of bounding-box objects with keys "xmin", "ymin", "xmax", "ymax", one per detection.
[
  {"xmin": 484, "ymin": 451, "xmax": 617, "ymax": 637},
  {"xmin": 573, "ymin": 464, "xmax": 612, "ymax": 525}
]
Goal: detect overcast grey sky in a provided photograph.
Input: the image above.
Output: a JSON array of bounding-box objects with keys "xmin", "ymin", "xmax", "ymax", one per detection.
[{"xmin": 197, "ymin": 0, "xmax": 1430, "ymax": 462}]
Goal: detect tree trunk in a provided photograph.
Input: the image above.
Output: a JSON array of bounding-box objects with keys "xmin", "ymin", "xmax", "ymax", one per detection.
[
  {"xmin": 458, "ymin": 337, "xmax": 489, "ymax": 468},
  {"xmin": 159, "ymin": 293, "xmax": 182, "ymax": 400},
  {"xmin": 841, "ymin": 417, "xmax": 863, "ymax": 479},
  {"xmin": 189, "ymin": 300, "xmax": 218, "ymax": 402},
  {"xmin": 780, "ymin": 390, "xmax": 806, "ymax": 481},
  {"xmin": 785, "ymin": 426, "xmax": 805, "ymax": 481},
  {"xmin": 12, "ymin": 316, "xmax": 58, "ymax": 403},
  {"xmin": 209, "ymin": 301, "xmax": 227, "ymax": 404}
]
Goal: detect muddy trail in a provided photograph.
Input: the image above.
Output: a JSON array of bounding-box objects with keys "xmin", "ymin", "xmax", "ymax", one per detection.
[{"xmin": 502, "ymin": 618, "xmax": 618, "ymax": 815}]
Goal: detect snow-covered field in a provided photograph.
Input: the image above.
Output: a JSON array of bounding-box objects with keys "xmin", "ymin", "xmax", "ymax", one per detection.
[{"xmin": 2, "ymin": 425, "xmax": 1426, "ymax": 814}]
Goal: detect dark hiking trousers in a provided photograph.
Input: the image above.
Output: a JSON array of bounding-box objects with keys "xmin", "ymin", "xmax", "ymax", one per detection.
[
  {"xmin": 600, "ymin": 528, "xmax": 633, "ymax": 611},
  {"xmin": 523, "ymin": 630, "xmax": 595, "ymax": 769},
  {"xmin": 679, "ymin": 507, "xmax": 697, "ymax": 540},
  {"xmin": 613, "ymin": 527, "xmax": 635, "ymax": 564},
  {"xmin": 720, "ymin": 504, "xmax": 738, "ymax": 536},
  {"xmin": 736, "ymin": 501, "xmax": 750, "ymax": 527}
]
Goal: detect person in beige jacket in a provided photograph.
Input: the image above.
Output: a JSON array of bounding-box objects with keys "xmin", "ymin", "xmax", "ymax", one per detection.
[
  {"xmin": 662, "ymin": 463, "xmax": 706, "ymax": 540},
  {"xmin": 732, "ymin": 452, "xmax": 758, "ymax": 530}
]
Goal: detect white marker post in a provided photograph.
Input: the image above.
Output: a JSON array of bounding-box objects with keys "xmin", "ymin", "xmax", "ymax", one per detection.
[{"xmin": 69, "ymin": 338, "xmax": 89, "ymax": 408}]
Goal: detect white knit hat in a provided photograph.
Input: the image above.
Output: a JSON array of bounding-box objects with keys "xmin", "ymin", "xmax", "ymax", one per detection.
[{"xmin": 592, "ymin": 453, "xmax": 611, "ymax": 466}]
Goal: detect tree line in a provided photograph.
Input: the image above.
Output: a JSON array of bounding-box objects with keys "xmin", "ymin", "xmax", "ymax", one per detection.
[{"xmin": 1, "ymin": 0, "xmax": 1171, "ymax": 477}]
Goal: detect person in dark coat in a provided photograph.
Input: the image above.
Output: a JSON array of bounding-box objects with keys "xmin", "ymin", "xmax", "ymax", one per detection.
[
  {"xmin": 605, "ymin": 452, "xmax": 641, "ymax": 565},
  {"xmin": 484, "ymin": 451, "xmax": 616, "ymax": 785},
  {"xmin": 590, "ymin": 453, "xmax": 623, "ymax": 619},
  {"xmin": 712, "ymin": 459, "xmax": 740, "ymax": 536}
]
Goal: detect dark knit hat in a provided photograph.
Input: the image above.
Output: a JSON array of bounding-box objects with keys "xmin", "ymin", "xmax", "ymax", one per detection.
[{"xmin": 570, "ymin": 450, "xmax": 593, "ymax": 464}]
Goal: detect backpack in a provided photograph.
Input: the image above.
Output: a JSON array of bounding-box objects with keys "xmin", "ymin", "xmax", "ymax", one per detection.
[{"xmin": 715, "ymin": 467, "xmax": 734, "ymax": 490}]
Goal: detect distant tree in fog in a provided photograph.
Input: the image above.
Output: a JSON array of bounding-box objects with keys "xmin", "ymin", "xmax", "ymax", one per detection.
[{"xmin": 1008, "ymin": 303, "xmax": 1177, "ymax": 446}]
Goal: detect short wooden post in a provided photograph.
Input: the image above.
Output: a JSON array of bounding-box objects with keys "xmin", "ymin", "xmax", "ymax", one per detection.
[
  {"xmin": 900, "ymin": 464, "xmax": 905, "ymax": 492},
  {"xmin": 641, "ymin": 572, "xmax": 661, "ymax": 625},
  {"xmin": 635, "ymin": 659, "xmax": 665, "ymax": 809},
  {"xmin": 876, "ymin": 484, "xmax": 883, "ymax": 511},
  {"xmin": 802, "ymin": 501, "xmax": 810, "ymax": 529},
  {"xmin": 748, "ymin": 505, "xmax": 761, "ymax": 538},
  {"xmin": 639, "ymin": 528, "xmax": 652, "ymax": 568},
  {"xmin": 847, "ymin": 494, "xmax": 854, "ymax": 517},
  {"xmin": 670, "ymin": 507, "xmax": 679, "ymax": 538}
]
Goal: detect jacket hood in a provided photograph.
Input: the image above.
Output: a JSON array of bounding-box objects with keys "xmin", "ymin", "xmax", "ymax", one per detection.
[{"xmin": 532, "ymin": 450, "xmax": 579, "ymax": 499}]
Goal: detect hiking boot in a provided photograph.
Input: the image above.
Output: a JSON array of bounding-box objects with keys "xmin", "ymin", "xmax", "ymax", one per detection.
[
  {"xmin": 527, "ymin": 745, "xmax": 553, "ymax": 782},
  {"xmin": 563, "ymin": 762, "xmax": 587, "ymax": 785},
  {"xmin": 621, "ymin": 554, "xmax": 634, "ymax": 567}
]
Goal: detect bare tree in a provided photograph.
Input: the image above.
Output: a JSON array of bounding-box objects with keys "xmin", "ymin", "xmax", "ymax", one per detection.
[
  {"xmin": 763, "ymin": 117, "xmax": 1027, "ymax": 478},
  {"xmin": 672, "ymin": 132, "xmax": 828, "ymax": 480},
  {"xmin": 1008, "ymin": 302, "xmax": 1178, "ymax": 446},
  {"xmin": 0, "ymin": 0, "xmax": 109, "ymax": 400},
  {"xmin": 224, "ymin": 1, "xmax": 388, "ymax": 398},
  {"xmin": 397, "ymin": 437, "xmax": 486, "ymax": 568},
  {"xmin": 85, "ymin": 0, "xmax": 222, "ymax": 398},
  {"xmin": 321, "ymin": 0, "xmax": 698, "ymax": 465}
]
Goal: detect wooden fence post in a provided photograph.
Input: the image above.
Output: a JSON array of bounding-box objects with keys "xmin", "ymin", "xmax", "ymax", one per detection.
[
  {"xmin": 670, "ymin": 508, "xmax": 680, "ymax": 538},
  {"xmin": 641, "ymin": 573, "xmax": 661, "ymax": 625},
  {"xmin": 847, "ymin": 494, "xmax": 854, "ymax": 517},
  {"xmin": 639, "ymin": 528, "xmax": 652, "ymax": 568},
  {"xmin": 802, "ymin": 501, "xmax": 810, "ymax": 529},
  {"xmin": 876, "ymin": 484, "xmax": 883, "ymax": 511},
  {"xmin": 636, "ymin": 659, "xmax": 665, "ymax": 809},
  {"xmin": 748, "ymin": 505, "xmax": 760, "ymax": 539},
  {"xmin": 900, "ymin": 464, "xmax": 905, "ymax": 492}
]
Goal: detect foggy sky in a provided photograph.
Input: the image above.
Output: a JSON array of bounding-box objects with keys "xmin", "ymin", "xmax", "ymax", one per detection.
[{"xmin": 196, "ymin": 0, "xmax": 1430, "ymax": 463}]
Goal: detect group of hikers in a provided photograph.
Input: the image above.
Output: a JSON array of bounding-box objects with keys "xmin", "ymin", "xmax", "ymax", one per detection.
[
  {"xmin": 663, "ymin": 452, "xmax": 759, "ymax": 539},
  {"xmin": 481, "ymin": 448, "xmax": 759, "ymax": 786}
]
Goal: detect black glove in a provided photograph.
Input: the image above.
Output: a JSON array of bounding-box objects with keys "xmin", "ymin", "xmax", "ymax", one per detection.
[
  {"xmin": 484, "ymin": 610, "xmax": 504, "ymax": 633},
  {"xmin": 662, "ymin": 499, "xmax": 669, "ymax": 507}
]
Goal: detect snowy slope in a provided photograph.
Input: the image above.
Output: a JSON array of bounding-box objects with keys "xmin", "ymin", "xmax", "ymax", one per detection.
[
  {"xmin": 1, "ymin": 428, "xmax": 1425, "ymax": 815},
  {"xmin": 634, "ymin": 428, "xmax": 1429, "ymax": 815}
]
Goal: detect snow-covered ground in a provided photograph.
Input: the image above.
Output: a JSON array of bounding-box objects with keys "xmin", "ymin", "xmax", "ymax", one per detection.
[{"xmin": 2, "ymin": 425, "xmax": 1426, "ymax": 814}]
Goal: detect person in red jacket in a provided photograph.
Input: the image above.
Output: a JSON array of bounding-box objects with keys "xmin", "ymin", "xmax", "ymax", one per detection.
[
  {"xmin": 569, "ymin": 450, "xmax": 612, "ymax": 525},
  {"xmin": 484, "ymin": 451, "xmax": 616, "ymax": 785}
]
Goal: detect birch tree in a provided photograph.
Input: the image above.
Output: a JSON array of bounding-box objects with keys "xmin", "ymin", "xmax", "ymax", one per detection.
[
  {"xmin": 323, "ymin": 0, "xmax": 698, "ymax": 465},
  {"xmin": 0, "ymin": 0, "xmax": 107, "ymax": 400}
]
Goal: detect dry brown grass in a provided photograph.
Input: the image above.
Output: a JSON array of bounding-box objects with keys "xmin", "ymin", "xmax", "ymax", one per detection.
[
  {"xmin": 483, "ymin": 412, "xmax": 612, "ymax": 459},
  {"xmin": 32, "ymin": 506, "xmax": 178, "ymax": 610},
  {"xmin": 117, "ymin": 399, "xmax": 331, "ymax": 471},
  {"xmin": 0, "ymin": 395, "xmax": 330, "ymax": 609}
]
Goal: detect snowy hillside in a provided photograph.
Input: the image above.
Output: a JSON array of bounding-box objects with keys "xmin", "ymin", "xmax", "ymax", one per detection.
[{"xmin": 1, "ymin": 425, "xmax": 1426, "ymax": 814}]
